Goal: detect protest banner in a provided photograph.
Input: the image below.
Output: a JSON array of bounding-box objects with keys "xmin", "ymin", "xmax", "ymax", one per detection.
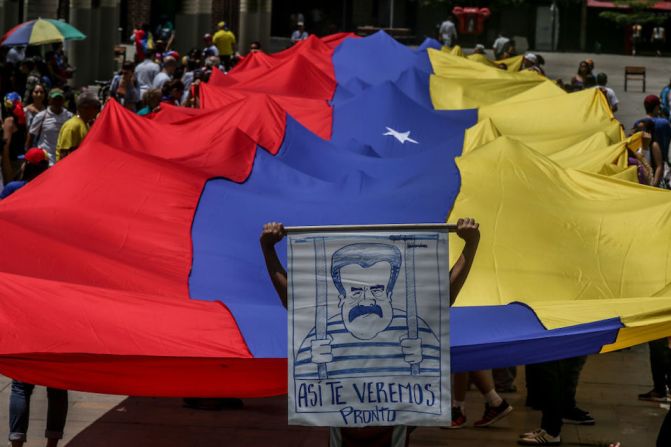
[{"xmin": 287, "ymin": 224, "xmax": 451, "ymax": 427}]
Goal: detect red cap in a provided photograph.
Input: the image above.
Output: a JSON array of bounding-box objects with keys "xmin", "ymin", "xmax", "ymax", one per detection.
[
  {"xmin": 645, "ymin": 95, "xmax": 660, "ymax": 110},
  {"xmin": 24, "ymin": 148, "xmax": 47, "ymax": 165}
]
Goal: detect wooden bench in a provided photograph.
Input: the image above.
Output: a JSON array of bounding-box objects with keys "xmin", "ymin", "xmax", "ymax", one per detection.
[{"xmin": 625, "ymin": 66, "xmax": 646, "ymax": 92}]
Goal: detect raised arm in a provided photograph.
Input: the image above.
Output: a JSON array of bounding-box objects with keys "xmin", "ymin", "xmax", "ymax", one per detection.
[
  {"xmin": 449, "ymin": 218, "xmax": 480, "ymax": 305},
  {"xmin": 260, "ymin": 222, "xmax": 288, "ymax": 308}
]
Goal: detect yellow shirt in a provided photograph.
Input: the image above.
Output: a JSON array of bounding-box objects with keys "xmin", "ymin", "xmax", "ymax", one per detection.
[
  {"xmin": 56, "ymin": 116, "xmax": 89, "ymax": 161},
  {"xmin": 213, "ymin": 29, "xmax": 236, "ymax": 56}
]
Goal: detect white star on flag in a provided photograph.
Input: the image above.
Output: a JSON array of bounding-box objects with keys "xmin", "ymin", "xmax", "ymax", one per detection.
[{"xmin": 383, "ymin": 127, "xmax": 419, "ymax": 144}]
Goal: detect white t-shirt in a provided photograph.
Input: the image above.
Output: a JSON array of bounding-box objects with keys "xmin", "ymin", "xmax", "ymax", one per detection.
[
  {"xmin": 135, "ymin": 59, "xmax": 160, "ymax": 94},
  {"xmin": 603, "ymin": 86, "xmax": 619, "ymax": 110},
  {"xmin": 29, "ymin": 107, "xmax": 73, "ymax": 163},
  {"xmin": 152, "ymin": 71, "xmax": 171, "ymax": 90}
]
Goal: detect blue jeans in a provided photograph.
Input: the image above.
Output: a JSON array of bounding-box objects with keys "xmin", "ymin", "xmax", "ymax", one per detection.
[{"xmin": 9, "ymin": 381, "xmax": 68, "ymax": 442}]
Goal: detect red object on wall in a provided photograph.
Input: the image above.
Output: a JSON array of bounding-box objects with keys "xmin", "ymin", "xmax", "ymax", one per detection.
[{"xmin": 452, "ymin": 6, "xmax": 491, "ymax": 35}]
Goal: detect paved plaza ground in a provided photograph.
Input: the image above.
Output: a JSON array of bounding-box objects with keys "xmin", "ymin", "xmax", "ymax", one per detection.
[
  {"xmin": 0, "ymin": 346, "xmax": 665, "ymax": 446},
  {"xmin": 1, "ymin": 51, "xmax": 669, "ymax": 446}
]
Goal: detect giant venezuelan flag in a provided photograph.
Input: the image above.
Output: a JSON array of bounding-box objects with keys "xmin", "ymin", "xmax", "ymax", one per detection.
[{"xmin": 0, "ymin": 31, "xmax": 669, "ymax": 396}]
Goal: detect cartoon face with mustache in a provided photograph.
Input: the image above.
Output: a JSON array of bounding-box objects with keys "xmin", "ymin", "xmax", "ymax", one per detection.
[{"xmin": 331, "ymin": 243, "xmax": 402, "ymax": 340}]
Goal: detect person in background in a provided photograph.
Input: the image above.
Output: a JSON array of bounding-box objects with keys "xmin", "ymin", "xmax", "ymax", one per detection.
[
  {"xmin": 450, "ymin": 371, "xmax": 513, "ymax": 429},
  {"xmin": 152, "ymin": 56, "xmax": 177, "ymax": 90},
  {"xmin": 520, "ymin": 356, "xmax": 594, "ymax": 446},
  {"xmin": 137, "ymin": 88, "xmax": 162, "ymax": 116},
  {"xmin": 596, "ymin": 73, "xmax": 619, "ymax": 113},
  {"xmin": 213, "ymin": 21, "xmax": 237, "ymax": 72},
  {"xmin": 2, "ymin": 92, "xmax": 27, "ymax": 175},
  {"xmin": 652, "ymin": 25, "xmax": 666, "ymax": 56},
  {"xmin": 571, "ymin": 60, "xmax": 591, "ymax": 88},
  {"xmin": 5, "ymin": 46, "xmax": 25, "ymax": 65},
  {"xmin": 155, "ymin": 15, "xmax": 175, "ymax": 50},
  {"xmin": 1, "ymin": 149, "xmax": 66, "ymax": 446},
  {"xmin": 472, "ymin": 44, "xmax": 486, "ymax": 55},
  {"xmin": 583, "ymin": 74, "xmax": 597, "ymax": 89},
  {"xmin": 633, "ymin": 119, "xmax": 664, "ymax": 187},
  {"xmin": 492, "ymin": 33, "xmax": 510, "ymax": 60},
  {"xmin": 521, "ymin": 53, "xmax": 545, "ymax": 75},
  {"xmin": 632, "ymin": 23, "xmax": 643, "ymax": 55},
  {"xmin": 636, "ymin": 95, "xmax": 671, "ymax": 172},
  {"xmin": 131, "ymin": 23, "xmax": 154, "ymax": 62},
  {"xmin": 27, "ymin": 88, "xmax": 72, "ymax": 164},
  {"xmin": 22, "ymin": 83, "xmax": 46, "ymax": 128},
  {"xmin": 110, "ymin": 61, "xmax": 141, "ymax": 111},
  {"xmin": 55, "ymin": 92, "xmax": 100, "ymax": 162},
  {"xmin": 180, "ymin": 58, "xmax": 199, "ymax": 105},
  {"xmin": 0, "ymin": 147, "xmax": 49, "ymax": 198},
  {"xmin": 202, "ymin": 33, "xmax": 219, "ymax": 58},
  {"xmin": 439, "ymin": 15, "xmax": 458, "ymax": 48},
  {"xmin": 290, "ymin": 22, "xmax": 309, "ymax": 44},
  {"xmin": 18, "ymin": 59, "xmax": 41, "ymax": 104},
  {"xmin": 660, "ymin": 78, "xmax": 671, "ymax": 118},
  {"xmin": 46, "ymin": 43, "xmax": 71, "ymax": 88},
  {"xmin": 249, "ymin": 41, "xmax": 262, "ymax": 53},
  {"xmin": 134, "ymin": 52, "xmax": 160, "ymax": 98},
  {"xmin": 161, "ymin": 79, "xmax": 184, "ymax": 106}
]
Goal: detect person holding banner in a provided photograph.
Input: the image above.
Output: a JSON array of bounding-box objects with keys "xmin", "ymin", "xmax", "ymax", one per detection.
[{"xmin": 260, "ymin": 218, "xmax": 481, "ymax": 446}]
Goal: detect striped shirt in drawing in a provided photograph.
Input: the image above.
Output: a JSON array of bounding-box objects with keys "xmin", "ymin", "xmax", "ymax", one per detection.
[{"xmin": 294, "ymin": 309, "xmax": 440, "ymax": 379}]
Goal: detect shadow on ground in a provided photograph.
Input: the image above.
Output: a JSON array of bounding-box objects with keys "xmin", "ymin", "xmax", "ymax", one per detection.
[{"xmin": 66, "ymin": 396, "xmax": 326, "ymax": 447}]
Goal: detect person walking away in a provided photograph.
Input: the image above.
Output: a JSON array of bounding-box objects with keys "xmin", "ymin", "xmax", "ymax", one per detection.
[
  {"xmin": 27, "ymin": 88, "xmax": 72, "ymax": 164},
  {"xmin": 110, "ymin": 61, "xmax": 141, "ymax": 111},
  {"xmin": 213, "ymin": 21, "xmax": 236, "ymax": 71},
  {"xmin": 290, "ymin": 22, "xmax": 309, "ymax": 44},
  {"xmin": 439, "ymin": 16, "xmax": 458, "ymax": 48},
  {"xmin": 55, "ymin": 92, "xmax": 100, "ymax": 162}
]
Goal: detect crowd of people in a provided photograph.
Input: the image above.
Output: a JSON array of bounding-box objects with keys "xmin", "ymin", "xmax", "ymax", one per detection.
[{"xmin": 2, "ymin": 14, "xmax": 671, "ymax": 447}]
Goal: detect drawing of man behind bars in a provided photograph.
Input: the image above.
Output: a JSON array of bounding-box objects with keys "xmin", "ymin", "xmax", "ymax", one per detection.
[{"xmin": 293, "ymin": 243, "xmax": 441, "ymax": 380}]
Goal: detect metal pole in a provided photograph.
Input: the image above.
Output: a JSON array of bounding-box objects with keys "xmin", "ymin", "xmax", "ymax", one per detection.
[{"xmin": 286, "ymin": 223, "xmax": 458, "ymax": 233}]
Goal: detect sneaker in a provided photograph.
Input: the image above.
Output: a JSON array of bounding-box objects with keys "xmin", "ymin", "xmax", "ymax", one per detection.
[
  {"xmin": 562, "ymin": 407, "xmax": 595, "ymax": 425},
  {"xmin": 518, "ymin": 429, "xmax": 561, "ymax": 446},
  {"xmin": 445, "ymin": 406, "xmax": 467, "ymax": 429},
  {"xmin": 639, "ymin": 389, "xmax": 669, "ymax": 402},
  {"xmin": 473, "ymin": 399, "xmax": 513, "ymax": 427},
  {"xmin": 519, "ymin": 429, "xmax": 544, "ymax": 438}
]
